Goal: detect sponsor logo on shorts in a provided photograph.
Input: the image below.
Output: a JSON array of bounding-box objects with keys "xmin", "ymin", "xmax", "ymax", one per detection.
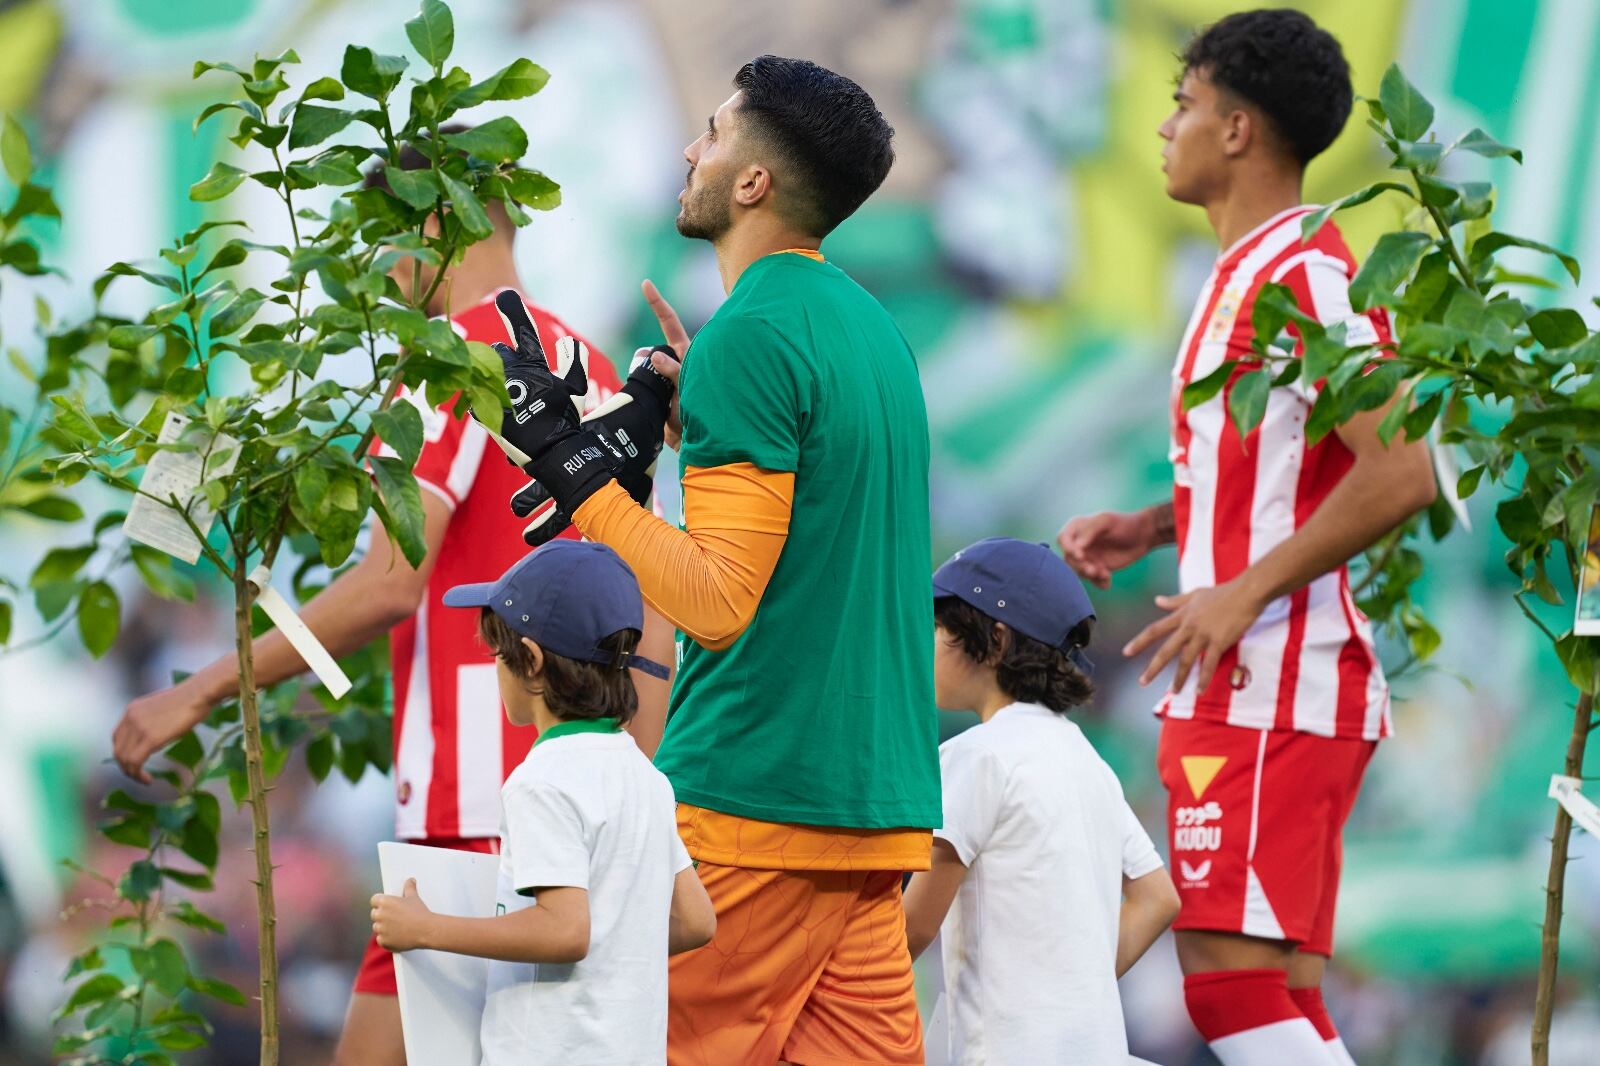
[
  {"xmin": 1179, "ymin": 859, "xmax": 1212, "ymax": 886},
  {"xmin": 1174, "ymin": 800, "xmax": 1223, "ymax": 852}
]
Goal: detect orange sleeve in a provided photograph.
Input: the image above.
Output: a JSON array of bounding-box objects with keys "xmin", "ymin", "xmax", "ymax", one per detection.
[{"xmin": 572, "ymin": 464, "xmax": 793, "ymax": 651}]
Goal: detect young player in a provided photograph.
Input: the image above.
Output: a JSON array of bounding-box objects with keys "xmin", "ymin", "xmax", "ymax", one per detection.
[
  {"xmin": 476, "ymin": 56, "xmax": 940, "ymax": 1065},
  {"xmin": 1056, "ymin": 11, "xmax": 1437, "ymax": 1064},
  {"xmin": 902, "ymin": 538, "xmax": 1180, "ymax": 1063},
  {"xmin": 370, "ymin": 540, "xmax": 715, "ymax": 1065},
  {"xmin": 108, "ymin": 133, "xmax": 671, "ymax": 1066}
]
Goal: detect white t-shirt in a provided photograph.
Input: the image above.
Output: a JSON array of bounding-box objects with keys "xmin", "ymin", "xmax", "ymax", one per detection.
[
  {"xmin": 934, "ymin": 702, "xmax": 1163, "ymax": 1065},
  {"xmin": 479, "ymin": 725, "xmax": 691, "ymax": 1066}
]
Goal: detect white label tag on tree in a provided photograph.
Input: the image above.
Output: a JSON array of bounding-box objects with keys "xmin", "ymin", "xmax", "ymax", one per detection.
[
  {"xmin": 122, "ymin": 412, "xmax": 241, "ymax": 564},
  {"xmin": 246, "ymin": 566, "xmax": 351, "ymax": 698},
  {"xmin": 1549, "ymin": 775, "xmax": 1600, "ymax": 838}
]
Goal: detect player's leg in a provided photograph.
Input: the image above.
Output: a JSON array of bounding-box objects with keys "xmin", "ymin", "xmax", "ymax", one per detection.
[
  {"xmin": 782, "ymin": 870, "xmax": 923, "ymax": 1066},
  {"xmin": 1287, "ymin": 738, "xmax": 1376, "ymax": 1066},
  {"xmin": 1158, "ymin": 720, "xmax": 1339, "ymax": 1064},
  {"xmin": 667, "ymin": 862, "xmax": 852, "ymax": 1066},
  {"xmin": 330, "ymin": 941, "xmax": 405, "ymax": 1066}
]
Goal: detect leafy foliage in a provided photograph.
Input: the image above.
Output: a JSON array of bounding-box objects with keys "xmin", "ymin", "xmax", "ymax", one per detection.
[{"xmin": 20, "ymin": 3, "xmax": 557, "ymax": 1059}]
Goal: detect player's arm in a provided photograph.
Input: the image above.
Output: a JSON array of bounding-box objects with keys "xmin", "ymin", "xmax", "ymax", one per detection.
[
  {"xmin": 112, "ymin": 490, "xmax": 451, "ymax": 783},
  {"xmin": 902, "ymin": 839, "xmax": 968, "ymax": 961},
  {"xmin": 573, "ymin": 467, "xmax": 791, "ymax": 651},
  {"xmin": 1057, "ymin": 502, "xmax": 1177, "ymax": 588},
  {"xmin": 627, "ymin": 606, "xmax": 675, "ymax": 758},
  {"xmin": 371, "ymin": 878, "xmax": 590, "ymax": 964},
  {"xmin": 1117, "ymin": 867, "xmax": 1181, "ymax": 977},
  {"xmin": 668, "ymin": 866, "xmax": 716, "ymax": 955}
]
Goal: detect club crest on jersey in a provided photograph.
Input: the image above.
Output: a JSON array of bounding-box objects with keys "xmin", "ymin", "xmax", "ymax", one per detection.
[
  {"xmin": 1179, "ymin": 859, "xmax": 1212, "ymax": 885},
  {"xmin": 1174, "ymin": 801, "xmax": 1223, "ymax": 852},
  {"xmin": 1205, "ymin": 284, "xmax": 1248, "ymax": 344}
]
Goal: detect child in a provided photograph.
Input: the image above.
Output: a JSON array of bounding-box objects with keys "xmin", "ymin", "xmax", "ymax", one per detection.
[
  {"xmin": 903, "ymin": 537, "xmax": 1180, "ymax": 1063},
  {"xmin": 370, "ymin": 540, "xmax": 716, "ymax": 1065}
]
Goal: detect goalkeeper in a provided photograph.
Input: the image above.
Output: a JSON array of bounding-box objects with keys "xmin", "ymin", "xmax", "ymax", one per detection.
[{"xmin": 478, "ymin": 55, "xmax": 938, "ymax": 1066}]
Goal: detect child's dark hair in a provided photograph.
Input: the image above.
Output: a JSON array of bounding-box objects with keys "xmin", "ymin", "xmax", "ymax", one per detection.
[
  {"xmin": 478, "ymin": 609, "xmax": 640, "ymax": 724},
  {"xmin": 1180, "ymin": 9, "xmax": 1352, "ymax": 165},
  {"xmin": 935, "ymin": 597, "xmax": 1095, "ymax": 713}
]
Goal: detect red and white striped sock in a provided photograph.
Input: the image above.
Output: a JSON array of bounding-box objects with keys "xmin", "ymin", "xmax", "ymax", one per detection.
[
  {"xmin": 1291, "ymin": 985, "xmax": 1358, "ymax": 1065},
  {"xmin": 1183, "ymin": 969, "xmax": 1339, "ymax": 1065}
]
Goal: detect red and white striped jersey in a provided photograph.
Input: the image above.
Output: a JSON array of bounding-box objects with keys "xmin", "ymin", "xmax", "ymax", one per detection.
[
  {"xmin": 1160, "ymin": 206, "xmax": 1393, "ymax": 741},
  {"xmin": 373, "ymin": 293, "xmax": 621, "ymax": 839}
]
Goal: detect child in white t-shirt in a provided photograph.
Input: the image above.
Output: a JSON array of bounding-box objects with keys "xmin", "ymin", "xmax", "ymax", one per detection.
[
  {"xmin": 371, "ymin": 541, "xmax": 715, "ymax": 1065},
  {"xmin": 904, "ymin": 537, "xmax": 1180, "ymax": 1064}
]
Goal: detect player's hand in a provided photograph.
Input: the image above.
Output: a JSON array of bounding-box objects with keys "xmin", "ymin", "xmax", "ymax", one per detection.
[
  {"xmin": 641, "ymin": 280, "xmax": 688, "ymax": 449},
  {"xmin": 1057, "ymin": 510, "xmax": 1158, "ymax": 589},
  {"xmin": 1122, "ymin": 580, "xmax": 1266, "ymax": 693},
  {"xmin": 507, "ymin": 345, "xmax": 678, "ymax": 544},
  {"xmin": 371, "ymin": 878, "xmax": 434, "ymax": 953},
  {"xmin": 113, "ymin": 682, "xmax": 212, "ymax": 785},
  {"xmin": 477, "ymin": 289, "xmax": 590, "ymax": 468}
]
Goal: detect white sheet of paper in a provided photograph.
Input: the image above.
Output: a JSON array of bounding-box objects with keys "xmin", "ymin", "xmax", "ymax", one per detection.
[
  {"xmin": 122, "ymin": 412, "xmax": 239, "ymax": 564},
  {"xmin": 377, "ymin": 841, "xmax": 501, "ymax": 1066}
]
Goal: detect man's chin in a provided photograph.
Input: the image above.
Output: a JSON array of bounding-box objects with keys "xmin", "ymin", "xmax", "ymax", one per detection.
[{"xmin": 675, "ymin": 211, "xmax": 714, "ymax": 241}]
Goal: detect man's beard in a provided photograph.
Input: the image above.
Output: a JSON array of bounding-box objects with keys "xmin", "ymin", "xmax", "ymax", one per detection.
[{"xmin": 675, "ymin": 169, "xmax": 734, "ymax": 241}]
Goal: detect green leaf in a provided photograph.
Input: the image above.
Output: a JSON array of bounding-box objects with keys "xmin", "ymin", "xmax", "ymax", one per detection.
[
  {"xmin": 438, "ymin": 169, "xmax": 493, "ymax": 238},
  {"xmin": 1470, "ymin": 231, "xmax": 1580, "ymax": 284},
  {"xmin": 155, "ymin": 1027, "xmax": 207, "ymax": 1051},
  {"xmin": 199, "ymin": 240, "xmax": 248, "ymax": 277},
  {"xmin": 1180, "ymin": 358, "xmax": 1236, "ymax": 411},
  {"xmin": 60, "ymin": 974, "xmax": 124, "ymax": 1016},
  {"xmin": 19, "ymin": 494, "xmax": 84, "ymax": 522},
  {"xmin": 372, "ymin": 402, "xmax": 425, "ymax": 468},
  {"xmin": 119, "ymin": 859, "xmax": 161, "ymax": 901},
  {"xmin": 189, "ymin": 975, "xmax": 248, "ymax": 1007},
  {"xmin": 1555, "ymin": 634, "xmax": 1600, "ymax": 695},
  {"xmin": 0, "ymin": 600, "xmax": 10, "ymax": 645},
  {"xmin": 505, "ymin": 168, "xmax": 560, "ymax": 211},
  {"xmin": 1349, "ymin": 231, "xmax": 1432, "ymax": 311},
  {"xmin": 1402, "ymin": 390, "xmax": 1444, "ymax": 442},
  {"xmin": 341, "ymin": 45, "xmax": 408, "ymax": 99},
  {"xmin": 386, "ymin": 167, "xmax": 439, "ymax": 210},
  {"xmin": 299, "ymin": 76, "xmax": 346, "ymax": 104},
  {"xmin": 166, "ymin": 730, "xmax": 204, "ymax": 770},
  {"xmin": 146, "ymin": 939, "xmax": 189, "ymax": 998},
  {"xmin": 1393, "ymin": 140, "xmax": 1443, "ymax": 170},
  {"xmin": 106, "ymin": 323, "xmax": 161, "ymax": 349},
  {"xmin": 306, "ymin": 733, "xmax": 335, "ymax": 782},
  {"xmin": 1301, "ymin": 181, "xmax": 1413, "ymax": 239},
  {"xmin": 31, "ymin": 545, "xmax": 94, "ymax": 588},
  {"xmin": 370, "ymin": 456, "xmax": 428, "ymax": 567},
  {"xmin": 1379, "ymin": 64, "xmax": 1435, "ymax": 141},
  {"xmin": 189, "ymin": 161, "xmax": 247, "ymax": 202},
  {"xmin": 288, "ymin": 104, "xmax": 356, "ymax": 149},
  {"xmin": 406, "ymin": 0, "xmax": 455, "ymax": 68},
  {"xmin": 1415, "ymin": 174, "xmax": 1459, "ymax": 209},
  {"xmin": 444, "ymin": 116, "xmax": 528, "ymax": 163},
  {"xmin": 170, "ymin": 901, "xmax": 226, "ymax": 936},
  {"xmin": 1528, "ymin": 308, "xmax": 1588, "ymax": 349},
  {"xmin": 77, "ymin": 581, "xmax": 120, "ymax": 658},
  {"xmin": 1447, "ymin": 126, "xmax": 1522, "ymax": 164},
  {"xmin": 1, "ymin": 114, "xmax": 32, "ymax": 185},
  {"xmin": 1226, "ymin": 368, "xmax": 1270, "ymax": 437},
  {"xmin": 288, "ymin": 151, "xmax": 364, "ymax": 187},
  {"xmin": 1456, "ymin": 465, "xmax": 1485, "ymax": 500},
  {"xmin": 209, "ymin": 288, "xmax": 267, "ymax": 337},
  {"xmin": 452, "ymin": 57, "xmax": 550, "ymax": 108}
]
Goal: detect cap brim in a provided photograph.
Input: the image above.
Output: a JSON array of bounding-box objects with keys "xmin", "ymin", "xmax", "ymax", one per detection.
[{"xmin": 441, "ymin": 581, "xmax": 496, "ymax": 608}]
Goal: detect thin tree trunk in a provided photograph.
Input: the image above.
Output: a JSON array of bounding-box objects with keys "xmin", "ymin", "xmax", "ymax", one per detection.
[
  {"xmin": 1532, "ymin": 689, "xmax": 1594, "ymax": 1065},
  {"xmin": 233, "ymin": 569, "xmax": 279, "ymax": 1065}
]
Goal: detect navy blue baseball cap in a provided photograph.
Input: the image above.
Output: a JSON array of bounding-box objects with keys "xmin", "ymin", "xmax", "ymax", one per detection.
[
  {"xmin": 442, "ymin": 540, "xmax": 669, "ymax": 679},
  {"xmin": 933, "ymin": 537, "xmax": 1096, "ymax": 672}
]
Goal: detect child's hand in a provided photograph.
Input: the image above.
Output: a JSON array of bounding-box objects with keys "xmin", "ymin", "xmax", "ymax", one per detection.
[{"xmin": 371, "ymin": 878, "xmax": 435, "ymax": 953}]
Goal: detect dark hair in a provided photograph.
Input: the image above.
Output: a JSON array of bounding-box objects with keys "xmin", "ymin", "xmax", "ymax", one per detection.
[
  {"xmin": 363, "ymin": 123, "xmax": 514, "ymax": 234},
  {"xmin": 935, "ymin": 597, "xmax": 1095, "ymax": 714},
  {"xmin": 1180, "ymin": 9, "xmax": 1352, "ymax": 165},
  {"xmin": 478, "ymin": 609, "xmax": 641, "ymax": 724},
  {"xmin": 732, "ymin": 55, "xmax": 895, "ymax": 237}
]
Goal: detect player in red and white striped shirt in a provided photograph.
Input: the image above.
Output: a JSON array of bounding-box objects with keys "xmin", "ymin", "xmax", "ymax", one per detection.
[
  {"xmin": 112, "ymin": 136, "xmax": 673, "ymax": 1066},
  {"xmin": 1057, "ymin": 11, "xmax": 1435, "ymax": 1065}
]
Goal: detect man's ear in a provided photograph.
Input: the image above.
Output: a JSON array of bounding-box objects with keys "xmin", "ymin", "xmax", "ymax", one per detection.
[
  {"xmin": 734, "ymin": 163, "xmax": 772, "ymax": 209},
  {"xmin": 520, "ymin": 636, "xmax": 545, "ymax": 676},
  {"xmin": 1221, "ymin": 106, "xmax": 1255, "ymax": 159}
]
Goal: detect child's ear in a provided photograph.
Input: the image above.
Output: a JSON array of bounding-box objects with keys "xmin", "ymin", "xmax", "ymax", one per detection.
[
  {"xmin": 520, "ymin": 636, "xmax": 545, "ymax": 676},
  {"xmin": 989, "ymin": 622, "xmax": 1011, "ymax": 663}
]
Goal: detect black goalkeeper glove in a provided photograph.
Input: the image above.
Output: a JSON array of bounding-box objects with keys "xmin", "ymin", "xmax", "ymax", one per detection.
[
  {"xmin": 508, "ymin": 344, "xmax": 679, "ymax": 547},
  {"xmin": 473, "ymin": 289, "xmax": 624, "ymax": 516}
]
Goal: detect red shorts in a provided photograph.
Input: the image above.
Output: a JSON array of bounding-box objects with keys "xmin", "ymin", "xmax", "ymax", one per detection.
[
  {"xmin": 353, "ymin": 836, "xmax": 500, "ymax": 996},
  {"xmin": 1156, "ymin": 717, "xmax": 1375, "ymax": 957}
]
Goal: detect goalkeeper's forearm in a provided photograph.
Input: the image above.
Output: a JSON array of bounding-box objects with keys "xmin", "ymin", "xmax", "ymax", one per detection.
[{"xmin": 572, "ymin": 464, "xmax": 793, "ymax": 650}]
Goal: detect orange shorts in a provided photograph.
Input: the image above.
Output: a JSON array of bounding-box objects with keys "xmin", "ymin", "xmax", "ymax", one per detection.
[{"xmin": 668, "ymin": 863, "xmax": 923, "ymax": 1066}]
